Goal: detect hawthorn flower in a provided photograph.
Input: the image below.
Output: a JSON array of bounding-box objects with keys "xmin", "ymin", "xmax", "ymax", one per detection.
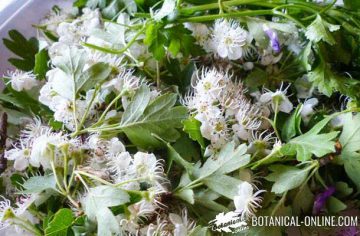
[
  {"xmin": 234, "ymin": 181, "xmax": 265, "ymax": 218},
  {"xmin": 211, "ymin": 19, "xmax": 252, "ymax": 60},
  {"xmin": 184, "ymin": 23, "xmax": 212, "ymax": 51},
  {"xmin": 233, "ymin": 99, "xmax": 261, "ymax": 140},
  {"xmin": 4, "ymin": 70, "xmax": 38, "ymax": 92},
  {"xmin": 103, "ymin": 70, "xmax": 143, "ymax": 103},
  {"xmin": 4, "ymin": 141, "xmax": 31, "ymax": 171},
  {"xmin": 260, "ymin": 48, "xmax": 283, "ymax": 66},
  {"xmin": 79, "ymin": 8, "xmax": 102, "ymax": 35},
  {"xmin": 132, "ymin": 152, "xmax": 164, "ymax": 183},
  {"xmin": 20, "ymin": 118, "xmax": 50, "ymax": 144},
  {"xmin": 247, "ymin": 131, "xmax": 277, "ymax": 155},
  {"xmin": 41, "ymin": 7, "xmax": 74, "ymax": 32},
  {"xmin": 107, "ymin": 152, "xmax": 133, "ymax": 178},
  {"xmin": 169, "ymin": 210, "xmax": 196, "ymax": 236},
  {"xmin": 30, "ymin": 132, "xmax": 67, "ymax": 169},
  {"xmin": 0, "ymin": 195, "xmax": 38, "ymax": 235},
  {"xmin": 128, "ymin": 200, "xmax": 157, "ymax": 222},
  {"xmin": 301, "ymin": 98, "xmax": 319, "ymax": 123},
  {"xmin": 192, "ymin": 68, "xmax": 227, "ymax": 99},
  {"xmin": 86, "ymin": 49, "xmax": 124, "ymax": 69},
  {"xmin": 260, "ymin": 85, "xmax": 293, "ymax": 113}
]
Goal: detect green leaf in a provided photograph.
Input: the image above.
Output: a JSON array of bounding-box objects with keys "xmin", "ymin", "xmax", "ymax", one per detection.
[
  {"xmin": 52, "ymin": 46, "xmax": 87, "ymax": 79},
  {"xmin": 144, "ymin": 22, "xmax": 166, "ymax": 60},
  {"xmin": 193, "ymin": 142, "xmax": 249, "ymax": 179},
  {"xmin": 335, "ymin": 181, "xmax": 353, "ymax": 198},
  {"xmin": 165, "ymin": 24, "xmax": 204, "ymax": 58},
  {"xmin": 120, "ymin": 87, "xmax": 187, "ymax": 149},
  {"xmin": 3, "ymin": 30, "xmax": 38, "ymax": 71},
  {"xmin": 265, "ymin": 164, "xmax": 313, "ymax": 194},
  {"xmin": 307, "ymin": 56, "xmax": 336, "ymax": 97},
  {"xmin": 281, "ymin": 116, "xmax": 339, "ymax": 162},
  {"xmin": 83, "ymin": 186, "xmax": 130, "ymax": 236},
  {"xmin": 281, "ymin": 105, "xmax": 303, "ymax": 142},
  {"xmin": 299, "ymin": 42, "xmax": 312, "ymax": 71},
  {"xmin": 76, "ymin": 62, "xmax": 112, "ymax": 93},
  {"xmin": 165, "ymin": 141, "xmax": 194, "ymax": 173},
  {"xmin": 0, "ymin": 86, "xmax": 51, "ymax": 117},
  {"xmin": 22, "ymin": 175, "xmax": 56, "ymax": 194},
  {"xmin": 174, "ymin": 188, "xmax": 194, "ymax": 204},
  {"xmin": 189, "ymin": 226, "xmax": 210, "ymax": 236},
  {"xmin": 34, "ymin": 49, "xmax": 50, "ymax": 80},
  {"xmin": 326, "ymin": 196, "xmax": 347, "ymax": 213},
  {"xmin": 163, "ymin": 59, "xmax": 195, "ymax": 94},
  {"xmin": 202, "ymin": 175, "xmax": 242, "ymax": 199},
  {"xmin": 182, "ymin": 117, "xmax": 205, "ymax": 148},
  {"xmin": 45, "ymin": 209, "xmax": 74, "ymax": 236},
  {"xmin": 344, "ymin": 0, "xmax": 360, "ymax": 10},
  {"xmin": 338, "ymin": 113, "xmax": 360, "ymax": 190},
  {"xmin": 292, "ymin": 183, "xmax": 314, "ymax": 215},
  {"xmin": 305, "ymin": 15, "xmax": 340, "ymax": 45},
  {"xmin": 307, "ymin": 47, "xmax": 360, "ymax": 99}
]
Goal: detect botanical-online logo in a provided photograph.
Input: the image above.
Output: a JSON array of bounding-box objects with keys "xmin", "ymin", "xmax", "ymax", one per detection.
[{"xmin": 209, "ymin": 211, "xmax": 249, "ymax": 233}]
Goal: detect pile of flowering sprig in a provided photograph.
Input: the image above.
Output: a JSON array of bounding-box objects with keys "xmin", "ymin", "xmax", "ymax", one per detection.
[{"xmin": 1, "ymin": 0, "xmax": 360, "ymax": 235}]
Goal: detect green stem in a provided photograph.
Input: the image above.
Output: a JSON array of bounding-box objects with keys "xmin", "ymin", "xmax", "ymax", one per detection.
[
  {"xmin": 61, "ymin": 145, "xmax": 70, "ymax": 192},
  {"xmin": 271, "ymin": 191, "xmax": 287, "ymax": 216},
  {"xmin": 91, "ymin": 89, "xmax": 126, "ymax": 129},
  {"xmin": 315, "ymin": 171, "xmax": 327, "ymax": 188},
  {"xmin": 72, "ymin": 75, "xmax": 79, "ymax": 132},
  {"xmin": 75, "ymin": 170, "xmax": 113, "ymax": 186},
  {"xmin": 114, "ymin": 177, "xmax": 147, "ymax": 187},
  {"xmin": 178, "ymin": 9, "xmax": 273, "ymax": 22},
  {"xmin": 74, "ymin": 85, "xmax": 100, "ymax": 136}
]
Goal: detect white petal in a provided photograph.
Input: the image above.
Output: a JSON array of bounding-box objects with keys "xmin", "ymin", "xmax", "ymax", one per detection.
[{"xmin": 279, "ymin": 98, "xmax": 293, "ymax": 113}]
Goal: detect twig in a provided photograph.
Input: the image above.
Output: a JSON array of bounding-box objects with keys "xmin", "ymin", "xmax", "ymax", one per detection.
[{"xmin": 0, "ymin": 113, "xmax": 8, "ymax": 174}]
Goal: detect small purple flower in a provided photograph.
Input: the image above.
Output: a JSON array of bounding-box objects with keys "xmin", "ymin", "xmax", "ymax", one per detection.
[
  {"xmin": 263, "ymin": 24, "xmax": 281, "ymax": 54},
  {"xmin": 312, "ymin": 186, "xmax": 336, "ymax": 215},
  {"xmin": 337, "ymin": 226, "xmax": 358, "ymax": 236}
]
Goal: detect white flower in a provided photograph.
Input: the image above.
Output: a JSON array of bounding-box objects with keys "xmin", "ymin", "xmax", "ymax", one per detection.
[
  {"xmin": 260, "ymin": 85, "xmax": 293, "ymax": 113},
  {"xmin": 30, "ymin": 132, "xmax": 67, "ymax": 169},
  {"xmin": 41, "ymin": 7, "xmax": 75, "ymax": 32},
  {"xmin": 211, "ymin": 19, "xmax": 252, "ymax": 60},
  {"xmin": 104, "ymin": 70, "xmax": 142, "ymax": 94},
  {"xmin": 107, "ymin": 138, "xmax": 126, "ymax": 156},
  {"xmin": 133, "ymin": 152, "xmax": 164, "ymax": 182},
  {"xmin": 234, "ymin": 182, "xmax": 265, "ymax": 218},
  {"xmin": 20, "ymin": 118, "xmax": 51, "ymax": 144},
  {"xmin": 85, "ymin": 49, "xmax": 124, "ymax": 69},
  {"xmin": 247, "ymin": 131, "xmax": 277, "ymax": 155},
  {"xmin": 0, "ymin": 195, "xmax": 38, "ymax": 235},
  {"xmin": 4, "ymin": 70, "xmax": 38, "ymax": 92},
  {"xmin": 4, "ymin": 141, "xmax": 31, "ymax": 171},
  {"xmin": 57, "ymin": 21, "xmax": 83, "ymax": 44},
  {"xmin": 169, "ymin": 210, "xmax": 195, "ymax": 236},
  {"xmin": 260, "ymin": 48, "xmax": 282, "ymax": 66},
  {"xmin": 294, "ymin": 75, "xmax": 314, "ymax": 99},
  {"xmin": 80, "ymin": 8, "xmax": 102, "ymax": 35},
  {"xmin": 233, "ymin": 99, "xmax": 261, "ymax": 140},
  {"xmin": 184, "ymin": 23, "xmax": 212, "ymax": 51},
  {"xmin": 107, "ymin": 152, "xmax": 132, "ymax": 178},
  {"xmin": 301, "ymin": 98, "xmax": 318, "ymax": 122},
  {"xmin": 192, "ymin": 68, "xmax": 227, "ymax": 99},
  {"xmin": 128, "ymin": 200, "xmax": 157, "ymax": 222}
]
